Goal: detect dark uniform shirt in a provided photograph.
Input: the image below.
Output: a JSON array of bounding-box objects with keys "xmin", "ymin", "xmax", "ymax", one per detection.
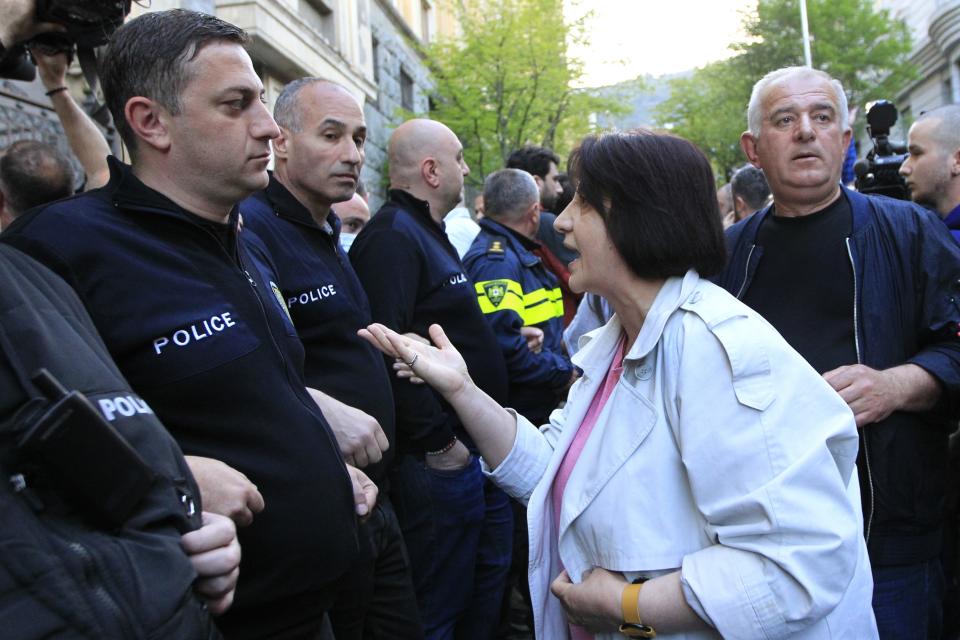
[
  {"xmin": 240, "ymin": 175, "xmax": 396, "ymax": 485},
  {"xmin": 349, "ymin": 189, "xmax": 508, "ymax": 454}
]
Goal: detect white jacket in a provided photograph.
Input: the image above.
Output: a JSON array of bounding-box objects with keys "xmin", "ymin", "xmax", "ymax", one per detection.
[{"xmin": 486, "ymin": 271, "xmax": 878, "ymax": 639}]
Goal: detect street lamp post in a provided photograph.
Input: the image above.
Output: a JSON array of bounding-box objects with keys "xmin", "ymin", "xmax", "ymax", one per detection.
[{"xmin": 800, "ymin": 0, "xmax": 813, "ymax": 67}]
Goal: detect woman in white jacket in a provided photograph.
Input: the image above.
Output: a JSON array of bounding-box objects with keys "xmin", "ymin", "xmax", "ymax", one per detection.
[{"xmin": 362, "ymin": 131, "xmax": 877, "ymax": 639}]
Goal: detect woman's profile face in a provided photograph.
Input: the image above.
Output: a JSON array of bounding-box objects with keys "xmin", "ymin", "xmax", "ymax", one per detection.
[{"xmin": 554, "ymin": 192, "xmax": 624, "ymax": 297}]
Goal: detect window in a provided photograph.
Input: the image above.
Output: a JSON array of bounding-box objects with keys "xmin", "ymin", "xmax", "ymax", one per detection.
[
  {"xmin": 400, "ymin": 69, "xmax": 414, "ymax": 112},
  {"xmin": 302, "ymin": 0, "xmax": 336, "ymax": 44}
]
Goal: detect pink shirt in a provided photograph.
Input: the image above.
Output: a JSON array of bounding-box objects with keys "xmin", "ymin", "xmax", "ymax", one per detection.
[{"xmin": 551, "ymin": 334, "xmax": 628, "ymax": 640}]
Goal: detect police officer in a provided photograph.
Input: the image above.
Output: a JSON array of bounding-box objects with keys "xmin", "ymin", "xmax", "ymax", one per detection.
[
  {"xmin": 463, "ymin": 168, "xmax": 576, "ymax": 426},
  {"xmin": 240, "ymin": 78, "xmax": 420, "ymax": 639},
  {"xmin": 2, "ymin": 10, "xmax": 375, "ymax": 640},
  {"xmin": 350, "ymin": 118, "xmax": 512, "ymax": 640}
]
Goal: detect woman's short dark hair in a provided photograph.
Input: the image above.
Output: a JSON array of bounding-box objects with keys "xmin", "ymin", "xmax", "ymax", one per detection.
[{"xmin": 569, "ymin": 130, "xmax": 726, "ymax": 279}]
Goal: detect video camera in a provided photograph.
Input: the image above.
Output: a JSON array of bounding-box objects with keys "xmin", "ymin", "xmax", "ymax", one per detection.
[
  {"xmin": 854, "ymin": 100, "xmax": 909, "ymax": 200},
  {"xmin": 0, "ymin": 0, "xmax": 132, "ymax": 81}
]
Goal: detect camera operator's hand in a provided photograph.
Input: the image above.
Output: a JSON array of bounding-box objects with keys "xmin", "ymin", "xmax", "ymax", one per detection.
[
  {"xmin": 30, "ymin": 46, "xmax": 68, "ymax": 90},
  {"xmin": 0, "ymin": 0, "xmax": 64, "ymax": 50}
]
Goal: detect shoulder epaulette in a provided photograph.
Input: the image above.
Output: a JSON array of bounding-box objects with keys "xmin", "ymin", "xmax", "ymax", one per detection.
[{"xmin": 486, "ymin": 235, "xmax": 508, "ymax": 259}]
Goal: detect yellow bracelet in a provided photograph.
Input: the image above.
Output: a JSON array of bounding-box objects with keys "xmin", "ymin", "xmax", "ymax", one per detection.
[
  {"xmin": 619, "ymin": 582, "xmax": 657, "ymax": 637},
  {"xmin": 621, "ymin": 582, "xmax": 643, "ymax": 624}
]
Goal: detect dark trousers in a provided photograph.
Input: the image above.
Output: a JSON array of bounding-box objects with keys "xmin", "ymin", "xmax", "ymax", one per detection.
[
  {"xmin": 872, "ymin": 557, "xmax": 944, "ymax": 640},
  {"xmin": 391, "ymin": 454, "xmax": 513, "ymax": 640},
  {"xmin": 329, "ymin": 497, "xmax": 423, "ymax": 639}
]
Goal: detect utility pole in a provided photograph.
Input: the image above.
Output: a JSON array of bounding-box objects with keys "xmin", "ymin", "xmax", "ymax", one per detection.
[{"xmin": 800, "ymin": 0, "xmax": 813, "ymax": 67}]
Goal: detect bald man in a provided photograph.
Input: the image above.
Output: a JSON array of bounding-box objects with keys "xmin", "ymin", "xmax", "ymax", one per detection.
[
  {"xmin": 350, "ymin": 119, "xmax": 513, "ymax": 640},
  {"xmin": 901, "ymin": 105, "xmax": 960, "ymax": 243}
]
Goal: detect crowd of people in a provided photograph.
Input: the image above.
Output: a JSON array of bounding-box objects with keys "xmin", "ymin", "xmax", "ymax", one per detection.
[{"xmin": 3, "ymin": 3, "xmax": 960, "ymax": 640}]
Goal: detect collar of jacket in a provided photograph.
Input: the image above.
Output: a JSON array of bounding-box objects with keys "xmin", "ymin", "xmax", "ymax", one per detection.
[
  {"xmin": 735, "ymin": 185, "xmax": 880, "ymax": 243},
  {"xmin": 106, "ymin": 156, "xmax": 241, "ymax": 231},
  {"xmin": 387, "ymin": 188, "xmax": 446, "ymax": 230},
  {"xmin": 257, "ymin": 172, "xmax": 340, "ymax": 238},
  {"xmin": 478, "ymin": 217, "xmax": 541, "ymax": 266},
  {"xmin": 944, "ymin": 203, "xmax": 960, "ymax": 231},
  {"xmin": 571, "ymin": 270, "xmax": 701, "ymax": 379}
]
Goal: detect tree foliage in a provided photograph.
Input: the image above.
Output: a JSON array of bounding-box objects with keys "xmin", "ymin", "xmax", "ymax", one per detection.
[
  {"xmin": 424, "ymin": 0, "xmax": 628, "ymax": 186},
  {"xmin": 655, "ymin": 0, "xmax": 914, "ymax": 179}
]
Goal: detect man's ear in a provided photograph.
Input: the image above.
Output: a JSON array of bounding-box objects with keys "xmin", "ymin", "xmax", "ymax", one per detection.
[
  {"xmin": 951, "ymin": 147, "xmax": 960, "ymax": 177},
  {"xmin": 734, "ymin": 194, "xmax": 748, "ymax": 220},
  {"xmin": 421, "ymin": 157, "xmax": 440, "ymax": 189},
  {"xmin": 740, "ymin": 131, "xmax": 761, "ymax": 167},
  {"xmin": 272, "ymin": 129, "xmax": 290, "ymax": 160},
  {"xmin": 125, "ymin": 96, "xmax": 172, "ymax": 153}
]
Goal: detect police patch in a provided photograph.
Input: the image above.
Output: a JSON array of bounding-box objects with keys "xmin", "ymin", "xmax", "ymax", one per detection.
[
  {"xmin": 487, "ymin": 239, "xmax": 505, "ymax": 254},
  {"xmin": 483, "ymin": 281, "xmax": 508, "ymax": 307},
  {"xmin": 270, "ymin": 281, "xmax": 294, "ymax": 323}
]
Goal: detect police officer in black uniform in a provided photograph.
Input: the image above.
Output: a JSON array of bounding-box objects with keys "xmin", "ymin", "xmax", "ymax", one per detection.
[{"xmin": 241, "ymin": 78, "xmax": 420, "ymax": 639}]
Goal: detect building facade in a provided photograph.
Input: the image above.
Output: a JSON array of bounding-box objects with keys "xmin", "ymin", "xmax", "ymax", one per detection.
[{"xmin": 879, "ymin": 0, "xmax": 960, "ymax": 119}]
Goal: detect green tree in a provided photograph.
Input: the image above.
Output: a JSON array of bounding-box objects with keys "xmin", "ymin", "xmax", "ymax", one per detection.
[
  {"xmin": 655, "ymin": 0, "xmax": 914, "ymax": 178},
  {"xmin": 424, "ymin": 0, "xmax": 627, "ymax": 186},
  {"xmin": 654, "ymin": 59, "xmax": 755, "ymax": 179}
]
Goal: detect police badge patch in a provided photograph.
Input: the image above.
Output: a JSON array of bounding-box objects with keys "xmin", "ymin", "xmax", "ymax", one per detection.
[
  {"xmin": 270, "ymin": 281, "xmax": 294, "ymax": 323},
  {"xmin": 483, "ymin": 281, "xmax": 508, "ymax": 307}
]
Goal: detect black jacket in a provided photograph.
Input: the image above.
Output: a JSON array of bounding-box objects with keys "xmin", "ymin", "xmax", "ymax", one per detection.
[
  {"xmin": 0, "ymin": 244, "xmax": 217, "ymax": 639},
  {"xmin": 349, "ymin": 190, "xmax": 508, "ymax": 454},
  {"xmin": 2, "ymin": 159, "xmax": 358, "ymax": 637},
  {"xmin": 717, "ymin": 188, "xmax": 960, "ymax": 565},
  {"xmin": 240, "ymin": 176, "xmax": 396, "ymax": 484}
]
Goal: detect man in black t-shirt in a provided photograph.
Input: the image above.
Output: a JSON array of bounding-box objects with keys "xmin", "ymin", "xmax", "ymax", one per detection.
[{"xmin": 717, "ymin": 66, "xmax": 960, "ymax": 640}]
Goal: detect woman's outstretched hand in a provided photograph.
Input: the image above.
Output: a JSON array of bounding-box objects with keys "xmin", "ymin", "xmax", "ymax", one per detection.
[{"xmin": 359, "ymin": 323, "xmax": 472, "ymax": 397}]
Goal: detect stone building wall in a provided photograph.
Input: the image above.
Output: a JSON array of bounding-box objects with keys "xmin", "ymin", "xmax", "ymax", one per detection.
[{"xmin": 362, "ymin": 0, "xmax": 434, "ymax": 212}]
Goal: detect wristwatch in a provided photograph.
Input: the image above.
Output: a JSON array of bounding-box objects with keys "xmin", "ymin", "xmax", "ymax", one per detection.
[{"xmin": 619, "ymin": 578, "xmax": 656, "ymax": 638}]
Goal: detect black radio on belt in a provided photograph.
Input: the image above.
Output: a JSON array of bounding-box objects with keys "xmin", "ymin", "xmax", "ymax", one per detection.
[{"xmin": 16, "ymin": 369, "xmax": 156, "ymax": 529}]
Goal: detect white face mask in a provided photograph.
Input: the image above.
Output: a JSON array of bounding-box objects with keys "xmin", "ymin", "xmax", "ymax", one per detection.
[{"xmin": 339, "ymin": 232, "xmax": 358, "ymax": 252}]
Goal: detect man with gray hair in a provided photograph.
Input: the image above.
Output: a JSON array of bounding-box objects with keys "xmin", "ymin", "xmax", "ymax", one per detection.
[
  {"xmin": 463, "ymin": 168, "xmax": 576, "ymax": 426},
  {"xmin": 717, "ymin": 65, "xmax": 960, "ymax": 638},
  {"xmin": 0, "ymin": 140, "xmax": 74, "ymax": 230},
  {"xmin": 900, "ymin": 104, "xmax": 960, "ymax": 242},
  {"xmin": 729, "ymin": 164, "xmax": 770, "ymax": 223}
]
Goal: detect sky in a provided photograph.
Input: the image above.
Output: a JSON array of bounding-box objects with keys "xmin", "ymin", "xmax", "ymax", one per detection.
[{"xmin": 566, "ymin": 0, "xmax": 758, "ymax": 87}]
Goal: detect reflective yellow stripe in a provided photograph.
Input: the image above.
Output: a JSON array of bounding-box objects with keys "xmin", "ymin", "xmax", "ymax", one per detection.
[
  {"xmin": 521, "ymin": 287, "xmax": 564, "ymax": 324},
  {"xmin": 475, "ymin": 279, "xmax": 524, "ymax": 315},
  {"xmin": 476, "ymin": 280, "xmax": 564, "ymax": 325}
]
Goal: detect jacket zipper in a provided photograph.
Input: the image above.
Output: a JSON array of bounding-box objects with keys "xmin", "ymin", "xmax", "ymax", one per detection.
[
  {"xmin": 122, "ymin": 200, "xmax": 298, "ymax": 391},
  {"xmin": 68, "ymin": 538, "xmax": 139, "ymax": 639},
  {"xmin": 846, "ymin": 237, "xmax": 873, "ymax": 543},
  {"xmin": 122, "ymin": 203, "xmax": 350, "ymax": 478},
  {"xmin": 735, "ymin": 245, "xmax": 756, "ymax": 299}
]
